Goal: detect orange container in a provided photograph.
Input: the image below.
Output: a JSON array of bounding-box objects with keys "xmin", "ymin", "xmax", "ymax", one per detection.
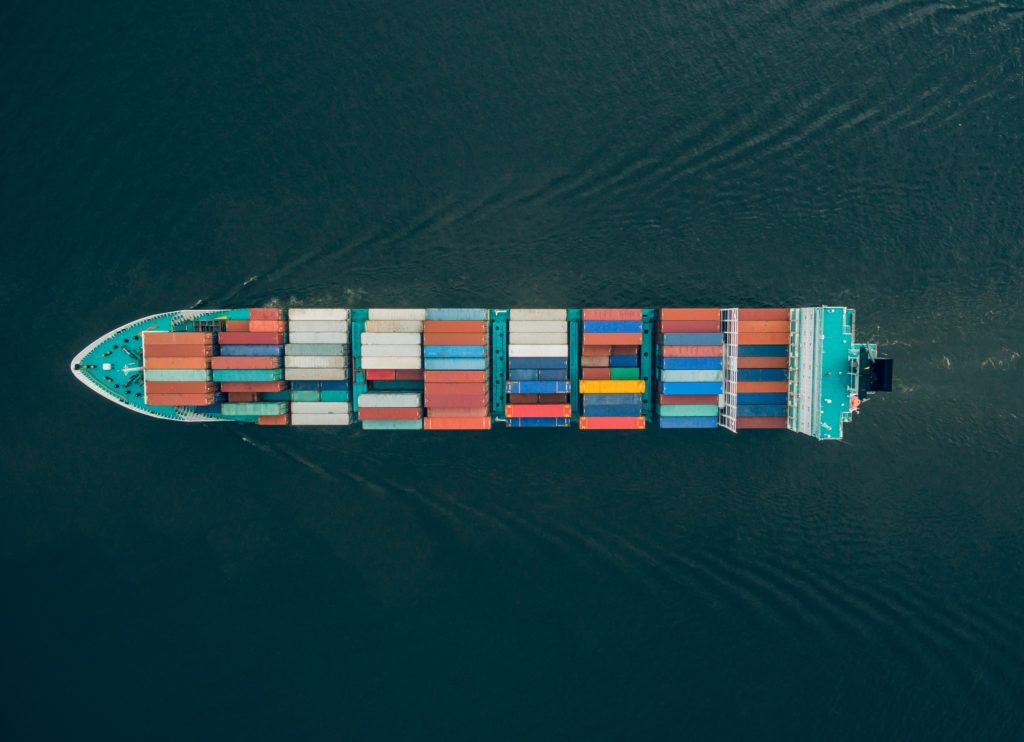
[
  {"xmin": 143, "ymin": 356, "xmax": 209, "ymax": 369},
  {"xmin": 505, "ymin": 404, "xmax": 572, "ymax": 418},
  {"xmin": 660, "ymin": 345, "xmax": 721, "ymax": 357},
  {"xmin": 426, "ymin": 406, "xmax": 490, "ymax": 418},
  {"xmin": 581, "ymin": 308, "xmax": 642, "ymax": 320},
  {"xmin": 582, "ymin": 368, "xmax": 612, "ymax": 379},
  {"xmin": 581, "ymin": 344, "xmax": 613, "ymax": 354},
  {"xmin": 210, "ymin": 356, "xmax": 281, "ymax": 369},
  {"xmin": 738, "ymin": 356, "xmax": 789, "ymax": 368},
  {"xmin": 144, "ymin": 381, "xmax": 216, "ymax": 394},
  {"xmin": 257, "ymin": 414, "xmax": 290, "ymax": 425},
  {"xmin": 582, "ymin": 332, "xmax": 642, "ymax": 345},
  {"xmin": 227, "ymin": 392, "xmax": 258, "ymax": 402},
  {"xmin": 224, "ymin": 320, "xmax": 250, "ymax": 331},
  {"xmin": 142, "ymin": 332, "xmax": 213, "ymax": 345},
  {"xmin": 365, "ymin": 369, "xmax": 396, "ymax": 380},
  {"xmin": 424, "ymin": 417, "xmax": 492, "ymax": 430},
  {"xmin": 737, "ymin": 381, "xmax": 788, "ymax": 393},
  {"xmin": 660, "ymin": 308, "xmax": 719, "ymax": 321},
  {"xmin": 737, "ymin": 320, "xmax": 789, "ymax": 332},
  {"xmin": 143, "ymin": 344, "xmax": 211, "ymax": 357},
  {"xmin": 738, "ymin": 332, "xmax": 789, "ymax": 345},
  {"xmin": 423, "ymin": 320, "xmax": 487, "ymax": 333},
  {"xmin": 424, "ymin": 382, "xmax": 488, "ymax": 395},
  {"xmin": 423, "ymin": 333, "xmax": 488, "ymax": 346},
  {"xmin": 249, "ymin": 307, "xmax": 284, "ymax": 319},
  {"xmin": 736, "ymin": 417, "xmax": 787, "ymax": 429},
  {"xmin": 424, "ymin": 370, "xmax": 488, "ymax": 383},
  {"xmin": 580, "ymin": 416, "xmax": 646, "ymax": 430},
  {"xmin": 359, "ymin": 407, "xmax": 422, "ymax": 420},
  {"xmin": 738, "ymin": 308, "xmax": 789, "ymax": 320},
  {"xmin": 145, "ymin": 393, "xmax": 215, "ymax": 406},
  {"xmin": 249, "ymin": 319, "xmax": 286, "ymax": 332},
  {"xmin": 424, "ymin": 393, "xmax": 489, "ymax": 408}
]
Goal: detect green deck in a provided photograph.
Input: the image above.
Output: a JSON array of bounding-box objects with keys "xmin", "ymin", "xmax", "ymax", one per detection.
[{"xmin": 816, "ymin": 307, "xmax": 855, "ymax": 440}]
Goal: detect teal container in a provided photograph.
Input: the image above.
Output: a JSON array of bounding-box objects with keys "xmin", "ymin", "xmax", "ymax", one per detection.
[
  {"xmin": 319, "ymin": 390, "xmax": 350, "ymax": 402},
  {"xmin": 260, "ymin": 391, "xmax": 292, "ymax": 401},
  {"xmin": 211, "ymin": 368, "xmax": 285, "ymax": 382},
  {"xmin": 285, "ymin": 343, "xmax": 348, "ymax": 356},
  {"xmin": 361, "ymin": 419, "xmax": 423, "ymax": 430},
  {"xmin": 658, "ymin": 404, "xmax": 720, "ymax": 417},
  {"xmin": 144, "ymin": 369, "xmax": 211, "ymax": 382},
  {"xmin": 290, "ymin": 390, "xmax": 321, "ymax": 402},
  {"xmin": 658, "ymin": 369, "xmax": 724, "ymax": 382},
  {"xmin": 221, "ymin": 402, "xmax": 288, "ymax": 416}
]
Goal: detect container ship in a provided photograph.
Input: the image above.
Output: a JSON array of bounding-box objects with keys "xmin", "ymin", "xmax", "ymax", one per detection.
[{"xmin": 71, "ymin": 306, "xmax": 892, "ymax": 440}]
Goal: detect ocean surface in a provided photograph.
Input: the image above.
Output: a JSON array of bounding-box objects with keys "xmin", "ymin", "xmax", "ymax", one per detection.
[{"xmin": 2, "ymin": 1, "xmax": 1023, "ymax": 739}]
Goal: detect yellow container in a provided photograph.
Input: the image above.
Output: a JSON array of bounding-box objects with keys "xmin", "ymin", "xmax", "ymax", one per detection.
[{"xmin": 577, "ymin": 379, "xmax": 646, "ymax": 394}]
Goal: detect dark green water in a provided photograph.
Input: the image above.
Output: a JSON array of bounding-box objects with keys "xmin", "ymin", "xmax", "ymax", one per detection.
[{"xmin": 3, "ymin": 1, "xmax": 1023, "ymax": 739}]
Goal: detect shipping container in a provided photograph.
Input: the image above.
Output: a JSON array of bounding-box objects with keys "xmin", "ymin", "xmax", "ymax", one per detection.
[
  {"xmin": 424, "ymin": 345, "xmax": 487, "ymax": 359},
  {"xmin": 737, "ymin": 393, "xmax": 787, "ymax": 405},
  {"xmin": 218, "ymin": 381, "xmax": 289, "ymax": 392},
  {"xmin": 736, "ymin": 320, "xmax": 789, "ymax": 332},
  {"xmin": 211, "ymin": 356, "xmax": 281, "ymax": 369},
  {"xmin": 361, "ymin": 332, "xmax": 422, "ymax": 345},
  {"xmin": 358, "ymin": 407, "xmax": 422, "ymax": 420},
  {"xmin": 288, "ymin": 308, "xmax": 350, "ymax": 320},
  {"xmin": 657, "ymin": 416, "xmax": 718, "ymax": 429},
  {"xmin": 283, "ymin": 356, "xmax": 348, "ymax": 369},
  {"xmin": 360, "ymin": 357, "xmax": 423, "ymax": 370},
  {"xmin": 577, "ymin": 380, "xmax": 645, "ymax": 394},
  {"xmin": 423, "ymin": 370, "xmax": 488, "ymax": 383},
  {"xmin": 506, "ymin": 381, "xmax": 571, "ymax": 394},
  {"xmin": 581, "ymin": 332, "xmax": 642, "ymax": 345},
  {"xmin": 657, "ymin": 404, "xmax": 720, "ymax": 417},
  {"xmin": 423, "ymin": 358, "xmax": 487, "ymax": 371},
  {"xmin": 291, "ymin": 402, "xmax": 351, "ymax": 414},
  {"xmin": 290, "ymin": 413, "xmax": 352, "ymax": 425},
  {"xmin": 505, "ymin": 320, "xmax": 568, "ymax": 333},
  {"xmin": 658, "ymin": 357, "xmax": 723, "ymax": 370},
  {"xmin": 425, "ymin": 406, "xmax": 491, "ymax": 418},
  {"xmin": 736, "ymin": 417, "xmax": 788, "ymax": 429},
  {"xmin": 659, "ymin": 332, "xmax": 724, "ymax": 346},
  {"xmin": 659, "ymin": 345, "xmax": 722, "ymax": 358},
  {"xmin": 507, "ymin": 357, "xmax": 569, "ymax": 369},
  {"xmin": 357, "ymin": 392, "xmax": 422, "ymax": 408},
  {"xmin": 581, "ymin": 309, "xmax": 643, "ymax": 320},
  {"xmin": 508, "ymin": 309, "xmax": 567, "ymax": 320},
  {"xmin": 249, "ymin": 320, "xmax": 286, "ymax": 332},
  {"xmin": 141, "ymin": 332, "xmax": 213, "ymax": 345},
  {"xmin": 361, "ymin": 344, "xmax": 422, "ymax": 357},
  {"xmin": 508, "ymin": 344, "xmax": 570, "ymax": 357},
  {"xmin": 737, "ymin": 356, "xmax": 789, "ymax": 368},
  {"xmin": 425, "ymin": 308, "xmax": 489, "ymax": 320},
  {"xmin": 221, "ymin": 402, "xmax": 288, "ymax": 416},
  {"xmin": 422, "ymin": 332, "xmax": 489, "ymax": 346},
  {"xmin": 218, "ymin": 344, "xmax": 283, "ymax": 356},
  {"xmin": 737, "ymin": 405, "xmax": 788, "ymax": 417},
  {"xmin": 423, "ymin": 393, "xmax": 489, "ymax": 408},
  {"xmin": 507, "ymin": 418, "xmax": 571, "ymax": 428},
  {"xmin": 143, "ymin": 344, "xmax": 212, "ymax": 358},
  {"xmin": 659, "ymin": 394, "xmax": 720, "ymax": 405},
  {"xmin": 363, "ymin": 320, "xmax": 423, "ymax": 332},
  {"xmin": 284, "ymin": 368, "xmax": 349, "ymax": 380},
  {"xmin": 394, "ymin": 369, "xmax": 424, "ymax": 380},
  {"xmin": 367, "ymin": 308, "xmax": 427, "ymax": 320},
  {"xmin": 659, "ymin": 369, "xmax": 724, "ymax": 382},
  {"xmin": 143, "ymin": 381, "xmax": 216, "ymax": 394},
  {"xmin": 659, "ymin": 308, "xmax": 719, "ymax": 321},
  {"xmin": 288, "ymin": 332, "xmax": 349, "ymax": 344},
  {"xmin": 736, "ymin": 381, "xmax": 788, "ymax": 393},
  {"xmin": 581, "ymin": 404, "xmax": 643, "ymax": 417},
  {"xmin": 507, "ymin": 332, "xmax": 568, "ymax": 344},
  {"xmin": 143, "ymin": 356, "xmax": 210, "ymax": 370},
  {"xmin": 249, "ymin": 307, "xmax": 284, "ymax": 320},
  {"xmin": 659, "ymin": 381, "xmax": 723, "ymax": 395},
  {"xmin": 224, "ymin": 320, "xmax": 250, "ymax": 331},
  {"xmin": 737, "ymin": 308, "xmax": 789, "ymax": 320},
  {"xmin": 737, "ymin": 333, "xmax": 790, "ymax": 345},
  {"xmin": 579, "ymin": 416, "xmax": 646, "ymax": 429},
  {"xmin": 504, "ymin": 404, "xmax": 573, "ymax": 418},
  {"xmin": 286, "ymin": 320, "xmax": 346, "ymax": 332},
  {"xmin": 211, "ymin": 368, "xmax": 285, "ymax": 382},
  {"xmin": 144, "ymin": 369, "xmax": 212, "ymax": 382},
  {"xmin": 144, "ymin": 393, "xmax": 216, "ymax": 406},
  {"xmin": 360, "ymin": 419, "xmax": 424, "ymax": 430},
  {"xmin": 257, "ymin": 414, "xmax": 290, "ymax": 425},
  {"xmin": 424, "ymin": 417, "xmax": 492, "ymax": 430},
  {"xmin": 218, "ymin": 331, "xmax": 284, "ymax": 345},
  {"xmin": 737, "ymin": 368, "xmax": 788, "ymax": 381},
  {"xmin": 658, "ymin": 320, "xmax": 721, "ymax": 333}
]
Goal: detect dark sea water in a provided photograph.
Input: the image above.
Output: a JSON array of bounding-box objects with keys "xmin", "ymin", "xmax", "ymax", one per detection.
[{"xmin": 3, "ymin": 1, "xmax": 1023, "ymax": 739}]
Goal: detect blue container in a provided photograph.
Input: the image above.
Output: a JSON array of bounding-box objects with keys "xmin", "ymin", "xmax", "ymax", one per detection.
[
  {"xmin": 424, "ymin": 358, "xmax": 488, "ymax": 370},
  {"xmin": 582, "ymin": 320, "xmax": 643, "ymax": 333},
  {"xmin": 193, "ymin": 404, "xmax": 222, "ymax": 414},
  {"xmin": 424, "ymin": 345, "xmax": 487, "ymax": 359},
  {"xmin": 290, "ymin": 380, "xmax": 319, "ymax": 390},
  {"xmin": 425, "ymin": 308, "xmax": 489, "ymax": 320},
  {"xmin": 537, "ymin": 368, "xmax": 568, "ymax": 381},
  {"xmin": 660, "ymin": 381, "xmax": 723, "ymax": 396},
  {"xmin": 582, "ymin": 403, "xmax": 643, "ymax": 417},
  {"xmin": 737, "ymin": 404, "xmax": 788, "ymax": 417},
  {"xmin": 608, "ymin": 354, "xmax": 638, "ymax": 367},
  {"xmin": 508, "ymin": 368, "xmax": 539, "ymax": 381},
  {"xmin": 738, "ymin": 368, "xmax": 788, "ymax": 381},
  {"xmin": 657, "ymin": 416, "xmax": 718, "ymax": 429},
  {"xmin": 507, "ymin": 417, "xmax": 571, "ymax": 428},
  {"xmin": 508, "ymin": 357, "xmax": 569, "ymax": 369},
  {"xmin": 506, "ymin": 381, "xmax": 571, "ymax": 394},
  {"xmin": 658, "ymin": 357, "xmax": 723, "ymax": 370},
  {"xmin": 737, "ymin": 344, "xmax": 788, "ymax": 357},
  {"xmin": 320, "ymin": 380, "xmax": 350, "ymax": 390},
  {"xmin": 582, "ymin": 393, "xmax": 642, "ymax": 406},
  {"xmin": 737, "ymin": 393, "xmax": 787, "ymax": 405},
  {"xmin": 218, "ymin": 344, "xmax": 283, "ymax": 356},
  {"xmin": 660, "ymin": 332, "xmax": 724, "ymax": 346}
]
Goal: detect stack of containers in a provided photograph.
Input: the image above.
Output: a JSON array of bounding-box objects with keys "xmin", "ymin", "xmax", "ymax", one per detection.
[
  {"xmin": 736, "ymin": 308, "xmax": 790, "ymax": 429},
  {"xmin": 655, "ymin": 308, "xmax": 723, "ymax": 429},
  {"xmin": 284, "ymin": 308, "xmax": 352, "ymax": 426},
  {"xmin": 504, "ymin": 309, "xmax": 571, "ymax": 428},
  {"xmin": 213, "ymin": 308, "xmax": 290, "ymax": 423},
  {"xmin": 422, "ymin": 309, "xmax": 491, "ymax": 430},
  {"xmin": 577, "ymin": 309, "xmax": 646, "ymax": 429},
  {"xmin": 142, "ymin": 332, "xmax": 215, "ymax": 407},
  {"xmin": 358, "ymin": 308, "xmax": 425, "ymax": 430}
]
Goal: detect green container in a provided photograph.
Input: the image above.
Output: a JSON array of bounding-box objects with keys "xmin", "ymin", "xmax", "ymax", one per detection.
[
  {"xmin": 260, "ymin": 391, "xmax": 292, "ymax": 401},
  {"xmin": 221, "ymin": 402, "xmax": 288, "ymax": 416},
  {"xmin": 285, "ymin": 343, "xmax": 348, "ymax": 356},
  {"xmin": 658, "ymin": 404, "xmax": 720, "ymax": 417},
  {"xmin": 290, "ymin": 390, "xmax": 320, "ymax": 402},
  {"xmin": 144, "ymin": 369, "xmax": 211, "ymax": 382},
  {"xmin": 211, "ymin": 368, "xmax": 285, "ymax": 382},
  {"xmin": 319, "ymin": 390, "xmax": 350, "ymax": 402},
  {"xmin": 361, "ymin": 419, "xmax": 423, "ymax": 431},
  {"xmin": 610, "ymin": 368, "xmax": 640, "ymax": 380}
]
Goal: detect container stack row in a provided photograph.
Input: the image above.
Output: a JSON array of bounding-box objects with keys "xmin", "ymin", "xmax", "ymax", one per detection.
[
  {"xmin": 736, "ymin": 308, "xmax": 790, "ymax": 429},
  {"xmin": 655, "ymin": 308, "xmax": 723, "ymax": 429},
  {"xmin": 504, "ymin": 308, "xmax": 572, "ymax": 428},
  {"xmin": 578, "ymin": 308, "xmax": 646, "ymax": 430},
  {"xmin": 422, "ymin": 309, "xmax": 491, "ymax": 430},
  {"xmin": 284, "ymin": 308, "xmax": 351, "ymax": 426},
  {"xmin": 358, "ymin": 309, "xmax": 426, "ymax": 430},
  {"xmin": 214, "ymin": 308, "xmax": 289, "ymax": 423},
  {"xmin": 142, "ymin": 331, "xmax": 216, "ymax": 407}
]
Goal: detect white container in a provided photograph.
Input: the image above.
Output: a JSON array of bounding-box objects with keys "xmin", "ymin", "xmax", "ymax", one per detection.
[
  {"xmin": 506, "ymin": 320, "xmax": 568, "ymax": 333},
  {"xmin": 363, "ymin": 320, "xmax": 424, "ymax": 332},
  {"xmin": 287, "ymin": 331, "xmax": 349, "ymax": 344},
  {"xmin": 508, "ymin": 308, "xmax": 566, "ymax": 320},
  {"xmin": 283, "ymin": 356, "xmax": 348, "ymax": 368},
  {"xmin": 357, "ymin": 392, "xmax": 422, "ymax": 408},
  {"xmin": 367, "ymin": 308, "xmax": 427, "ymax": 320},
  {"xmin": 360, "ymin": 344, "xmax": 421, "ymax": 357},
  {"xmin": 508, "ymin": 331, "xmax": 568, "ymax": 344},
  {"xmin": 359, "ymin": 356, "xmax": 422, "ymax": 369},
  {"xmin": 508, "ymin": 344, "xmax": 569, "ymax": 357},
  {"xmin": 284, "ymin": 368, "xmax": 349, "ymax": 380},
  {"xmin": 360, "ymin": 332, "xmax": 422, "ymax": 345},
  {"xmin": 286, "ymin": 320, "xmax": 347, "ymax": 332},
  {"xmin": 287, "ymin": 308, "xmax": 350, "ymax": 320},
  {"xmin": 291, "ymin": 401, "xmax": 351, "ymax": 414},
  {"xmin": 290, "ymin": 413, "xmax": 352, "ymax": 425}
]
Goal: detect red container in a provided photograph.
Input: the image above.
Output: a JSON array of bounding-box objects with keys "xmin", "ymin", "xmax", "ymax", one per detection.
[
  {"xmin": 579, "ymin": 416, "xmax": 646, "ymax": 430},
  {"xmin": 224, "ymin": 320, "xmax": 250, "ymax": 331},
  {"xmin": 143, "ymin": 357, "xmax": 210, "ymax": 370},
  {"xmin": 249, "ymin": 307, "xmax": 284, "ymax": 320},
  {"xmin": 426, "ymin": 406, "xmax": 490, "ymax": 418},
  {"xmin": 582, "ymin": 332, "xmax": 642, "ymax": 345},
  {"xmin": 504, "ymin": 404, "xmax": 572, "ymax": 418},
  {"xmin": 660, "ymin": 345, "xmax": 721, "ymax": 357},
  {"xmin": 422, "ymin": 320, "xmax": 487, "ymax": 333},
  {"xmin": 424, "ymin": 417, "xmax": 492, "ymax": 430},
  {"xmin": 659, "ymin": 308, "xmax": 719, "ymax": 321},
  {"xmin": 394, "ymin": 369, "xmax": 424, "ymax": 381},
  {"xmin": 364, "ymin": 369, "xmax": 396, "ymax": 380},
  {"xmin": 424, "ymin": 382, "xmax": 488, "ymax": 395},
  {"xmin": 249, "ymin": 319, "xmax": 286, "ymax": 332},
  {"xmin": 508, "ymin": 393, "xmax": 539, "ymax": 404},
  {"xmin": 210, "ymin": 356, "xmax": 281, "ymax": 369},
  {"xmin": 217, "ymin": 331, "xmax": 284, "ymax": 345},
  {"xmin": 738, "ymin": 332, "xmax": 789, "ymax": 345},
  {"xmin": 581, "ymin": 308, "xmax": 642, "ymax": 320},
  {"xmin": 582, "ymin": 368, "xmax": 612, "ymax": 380},
  {"xmin": 659, "ymin": 394, "xmax": 719, "ymax": 405},
  {"xmin": 424, "ymin": 370, "xmax": 488, "ymax": 383},
  {"xmin": 257, "ymin": 414, "xmax": 290, "ymax": 426},
  {"xmin": 736, "ymin": 417, "xmax": 788, "ymax": 429},
  {"xmin": 218, "ymin": 381, "xmax": 288, "ymax": 392},
  {"xmin": 658, "ymin": 320, "xmax": 721, "ymax": 333},
  {"xmin": 610, "ymin": 345, "xmax": 639, "ymax": 354},
  {"xmin": 737, "ymin": 356, "xmax": 788, "ymax": 368},
  {"xmin": 581, "ymin": 344, "xmax": 613, "ymax": 355},
  {"xmin": 143, "ymin": 344, "xmax": 212, "ymax": 357},
  {"xmin": 424, "ymin": 393, "xmax": 489, "ymax": 408},
  {"xmin": 737, "ymin": 320, "xmax": 789, "ymax": 332},
  {"xmin": 359, "ymin": 407, "xmax": 422, "ymax": 421},
  {"xmin": 737, "ymin": 381, "xmax": 788, "ymax": 393},
  {"xmin": 144, "ymin": 381, "xmax": 215, "ymax": 394},
  {"xmin": 227, "ymin": 392, "xmax": 258, "ymax": 402},
  {"xmin": 582, "ymin": 355, "xmax": 610, "ymax": 367},
  {"xmin": 145, "ymin": 393, "xmax": 215, "ymax": 406},
  {"xmin": 142, "ymin": 332, "xmax": 213, "ymax": 345},
  {"xmin": 738, "ymin": 308, "xmax": 789, "ymax": 320},
  {"xmin": 422, "ymin": 332, "xmax": 488, "ymax": 346}
]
